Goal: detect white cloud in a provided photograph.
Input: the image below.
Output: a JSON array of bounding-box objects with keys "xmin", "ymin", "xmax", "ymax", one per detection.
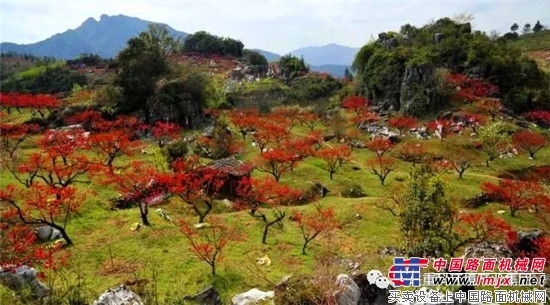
[{"xmin": 1, "ymin": 0, "xmax": 548, "ymax": 54}]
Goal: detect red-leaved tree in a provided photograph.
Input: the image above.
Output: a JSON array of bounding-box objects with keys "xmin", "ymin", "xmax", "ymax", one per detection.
[
  {"xmin": 0, "ymin": 184, "xmax": 82, "ymax": 246},
  {"xmin": 316, "ymin": 144, "xmax": 352, "ymax": 180},
  {"xmin": 151, "ymin": 121, "xmax": 183, "ymax": 148},
  {"xmin": 341, "ymin": 96, "xmax": 369, "ymax": 115},
  {"xmin": 164, "ymin": 158, "xmax": 227, "ymax": 223},
  {"xmin": 292, "ymin": 204, "xmax": 339, "ymax": 254},
  {"xmin": 88, "ymin": 131, "xmax": 143, "ymax": 173},
  {"xmin": 104, "ymin": 160, "xmax": 164, "ymax": 226},
  {"xmin": 458, "ymin": 211, "xmax": 512, "ymax": 244},
  {"xmin": 388, "ymin": 116, "xmax": 418, "ymax": 135},
  {"xmin": 482, "ymin": 179, "xmax": 548, "ymax": 217},
  {"xmin": 512, "ymin": 129, "xmax": 547, "ymax": 159},
  {"xmin": 397, "ymin": 142, "xmax": 427, "ymax": 167},
  {"xmin": 366, "ymin": 156, "xmax": 397, "ymax": 185},
  {"xmin": 236, "ymin": 177, "xmax": 301, "ymax": 244},
  {"xmin": 367, "ymin": 138, "xmax": 393, "ymax": 158},
  {"xmin": 478, "ymin": 99, "xmax": 502, "ymax": 121},
  {"xmin": 179, "ymin": 217, "xmax": 242, "ymax": 276},
  {"xmin": 256, "ymin": 148, "xmax": 300, "ymax": 182}
]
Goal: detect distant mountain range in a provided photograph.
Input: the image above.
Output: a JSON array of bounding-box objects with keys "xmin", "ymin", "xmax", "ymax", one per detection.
[
  {"xmin": 0, "ymin": 14, "xmax": 357, "ymax": 77},
  {"xmin": 0, "ymin": 14, "xmax": 187, "ymax": 59}
]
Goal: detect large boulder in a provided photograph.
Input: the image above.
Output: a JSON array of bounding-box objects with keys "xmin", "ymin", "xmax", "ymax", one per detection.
[
  {"xmin": 232, "ymin": 288, "xmax": 274, "ymax": 305},
  {"xmin": 35, "ymin": 225, "xmax": 62, "ymax": 242},
  {"xmin": 183, "ymin": 285, "xmax": 222, "ymax": 305},
  {"xmin": 93, "ymin": 285, "xmax": 143, "ymax": 305},
  {"xmin": 0, "ymin": 265, "xmax": 50, "ymax": 298},
  {"xmin": 334, "ymin": 274, "xmax": 361, "ymax": 305}
]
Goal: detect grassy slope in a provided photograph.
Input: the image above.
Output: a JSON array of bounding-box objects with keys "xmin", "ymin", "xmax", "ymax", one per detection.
[
  {"xmin": 1, "ymin": 110, "xmax": 549, "ymax": 304},
  {"xmin": 510, "ymin": 31, "xmax": 550, "ymax": 73}
]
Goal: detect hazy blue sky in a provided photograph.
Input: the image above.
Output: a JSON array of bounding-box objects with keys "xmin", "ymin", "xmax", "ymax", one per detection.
[{"xmin": 1, "ymin": 0, "xmax": 549, "ymax": 54}]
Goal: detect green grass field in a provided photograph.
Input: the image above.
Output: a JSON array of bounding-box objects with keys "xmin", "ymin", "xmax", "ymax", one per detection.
[{"xmin": 1, "ymin": 109, "xmax": 549, "ymax": 304}]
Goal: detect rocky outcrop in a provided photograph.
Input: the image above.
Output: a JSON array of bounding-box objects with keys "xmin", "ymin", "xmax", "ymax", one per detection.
[
  {"xmin": 183, "ymin": 286, "xmax": 222, "ymax": 305},
  {"xmin": 93, "ymin": 285, "xmax": 143, "ymax": 305},
  {"xmin": 146, "ymin": 97, "xmax": 204, "ymax": 129},
  {"xmin": 0, "ymin": 266, "xmax": 50, "ymax": 298},
  {"xmin": 400, "ymin": 64, "xmax": 447, "ymax": 117}
]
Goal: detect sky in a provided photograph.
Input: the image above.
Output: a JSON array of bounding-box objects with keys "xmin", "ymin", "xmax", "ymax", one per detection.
[{"xmin": 1, "ymin": 0, "xmax": 549, "ymax": 54}]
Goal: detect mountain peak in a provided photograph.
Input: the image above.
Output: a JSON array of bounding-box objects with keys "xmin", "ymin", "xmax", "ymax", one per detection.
[
  {"xmin": 81, "ymin": 17, "xmax": 98, "ymax": 26},
  {"xmin": 290, "ymin": 43, "xmax": 359, "ymax": 66},
  {"xmin": 0, "ymin": 14, "xmax": 188, "ymax": 59}
]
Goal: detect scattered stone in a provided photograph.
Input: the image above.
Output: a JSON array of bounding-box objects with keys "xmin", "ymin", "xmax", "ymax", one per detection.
[
  {"xmin": 222, "ymin": 198, "xmax": 235, "ymax": 208},
  {"xmin": 342, "ymin": 184, "xmax": 367, "ymax": 198},
  {"xmin": 93, "ymin": 285, "xmax": 143, "ymax": 305},
  {"xmin": 194, "ymin": 223, "xmax": 211, "ymax": 229},
  {"xmin": 183, "ymin": 285, "xmax": 222, "ymax": 305},
  {"xmin": 0, "ymin": 265, "xmax": 50, "ymax": 298},
  {"xmin": 231, "ymin": 288, "xmax": 274, "ymax": 305},
  {"xmin": 130, "ymin": 223, "xmax": 141, "ymax": 231},
  {"xmin": 377, "ymin": 246, "xmax": 401, "ymax": 256},
  {"xmin": 334, "ymin": 274, "xmax": 361, "ymax": 305},
  {"xmin": 35, "ymin": 225, "xmax": 62, "ymax": 242},
  {"xmin": 339, "ymin": 259, "xmax": 361, "ymax": 273},
  {"xmin": 256, "ymin": 255, "xmax": 272, "ymax": 267},
  {"xmin": 156, "ymin": 208, "xmax": 173, "ymax": 222},
  {"xmin": 464, "ymin": 241, "xmax": 513, "ymax": 259}
]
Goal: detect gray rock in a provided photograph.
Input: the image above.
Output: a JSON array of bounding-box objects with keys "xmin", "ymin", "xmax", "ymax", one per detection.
[
  {"xmin": 231, "ymin": 288, "xmax": 274, "ymax": 305},
  {"xmin": 464, "ymin": 241, "xmax": 513, "ymax": 259},
  {"xmin": 400, "ymin": 64, "xmax": 447, "ymax": 117},
  {"xmin": 183, "ymin": 285, "xmax": 222, "ymax": 305},
  {"xmin": 378, "ymin": 32, "xmax": 388, "ymax": 41},
  {"xmin": 0, "ymin": 265, "xmax": 50, "ymax": 298},
  {"xmin": 93, "ymin": 285, "xmax": 143, "ymax": 305},
  {"xmin": 35, "ymin": 225, "xmax": 62, "ymax": 241},
  {"xmin": 434, "ymin": 33, "xmax": 444, "ymax": 44},
  {"xmin": 334, "ymin": 274, "xmax": 361, "ymax": 305},
  {"xmin": 382, "ymin": 38, "xmax": 398, "ymax": 50}
]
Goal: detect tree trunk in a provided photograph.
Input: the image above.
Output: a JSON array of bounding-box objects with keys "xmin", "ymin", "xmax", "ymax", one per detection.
[
  {"xmin": 50, "ymin": 223, "xmax": 73, "ymax": 246},
  {"xmin": 302, "ymin": 240, "xmax": 310, "ymax": 255},
  {"xmin": 262, "ymin": 215, "xmax": 285, "ymax": 244},
  {"xmin": 211, "ymin": 263, "xmax": 216, "ymax": 276},
  {"xmin": 262, "ymin": 224, "xmax": 270, "ymax": 244},
  {"xmin": 140, "ymin": 202, "xmax": 150, "ymax": 226}
]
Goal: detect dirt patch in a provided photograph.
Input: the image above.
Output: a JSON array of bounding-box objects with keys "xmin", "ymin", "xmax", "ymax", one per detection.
[{"xmin": 98, "ymin": 257, "xmax": 142, "ymax": 276}]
